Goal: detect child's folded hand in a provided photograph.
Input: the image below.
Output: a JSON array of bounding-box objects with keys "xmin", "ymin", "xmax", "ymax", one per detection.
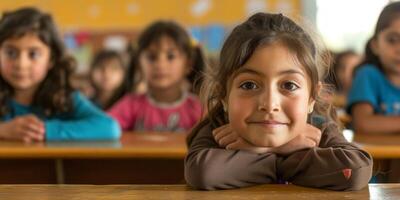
[
  {"xmin": 0, "ymin": 114, "xmax": 45, "ymax": 143},
  {"xmin": 212, "ymin": 124, "xmax": 271, "ymax": 154},
  {"xmin": 212, "ymin": 124, "xmax": 238, "ymax": 147},
  {"xmin": 271, "ymin": 124, "xmax": 321, "ymax": 155}
]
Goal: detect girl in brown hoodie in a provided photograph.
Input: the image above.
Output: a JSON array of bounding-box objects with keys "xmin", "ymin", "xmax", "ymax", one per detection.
[{"xmin": 184, "ymin": 12, "xmax": 372, "ymax": 191}]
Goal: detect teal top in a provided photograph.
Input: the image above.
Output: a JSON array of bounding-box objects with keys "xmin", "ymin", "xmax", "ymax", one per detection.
[{"xmin": 2, "ymin": 92, "xmax": 121, "ymax": 141}]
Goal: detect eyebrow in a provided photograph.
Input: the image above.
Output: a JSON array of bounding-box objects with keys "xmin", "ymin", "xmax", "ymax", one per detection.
[
  {"xmin": 234, "ymin": 67, "xmax": 305, "ymax": 78},
  {"xmin": 2, "ymin": 43, "xmax": 42, "ymax": 50},
  {"xmin": 385, "ymin": 32, "xmax": 400, "ymax": 37},
  {"xmin": 145, "ymin": 47, "xmax": 179, "ymax": 53}
]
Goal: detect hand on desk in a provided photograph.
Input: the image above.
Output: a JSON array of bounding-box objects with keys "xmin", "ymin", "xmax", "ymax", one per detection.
[
  {"xmin": 212, "ymin": 123, "xmax": 321, "ymax": 155},
  {"xmin": 0, "ymin": 114, "xmax": 45, "ymax": 143}
]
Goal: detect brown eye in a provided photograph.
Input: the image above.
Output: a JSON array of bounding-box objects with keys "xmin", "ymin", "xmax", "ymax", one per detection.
[
  {"xmin": 281, "ymin": 81, "xmax": 299, "ymax": 91},
  {"xmin": 386, "ymin": 35, "xmax": 400, "ymax": 45},
  {"xmin": 146, "ymin": 53, "xmax": 157, "ymax": 62},
  {"xmin": 167, "ymin": 52, "xmax": 176, "ymax": 61},
  {"xmin": 3, "ymin": 48, "xmax": 18, "ymax": 59},
  {"xmin": 29, "ymin": 50, "xmax": 41, "ymax": 60},
  {"xmin": 239, "ymin": 81, "xmax": 258, "ymax": 90}
]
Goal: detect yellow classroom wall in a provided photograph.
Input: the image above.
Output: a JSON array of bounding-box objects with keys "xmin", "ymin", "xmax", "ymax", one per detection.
[
  {"xmin": 0, "ymin": 0, "xmax": 302, "ymax": 30},
  {"xmin": 0, "ymin": 0, "xmax": 303, "ymax": 73}
]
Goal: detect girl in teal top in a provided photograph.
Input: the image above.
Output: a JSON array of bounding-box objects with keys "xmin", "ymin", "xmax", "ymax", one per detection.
[{"xmin": 0, "ymin": 7, "xmax": 121, "ymax": 142}]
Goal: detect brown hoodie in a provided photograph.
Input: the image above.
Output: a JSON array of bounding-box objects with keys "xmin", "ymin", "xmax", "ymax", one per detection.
[{"xmin": 184, "ymin": 121, "xmax": 372, "ymax": 191}]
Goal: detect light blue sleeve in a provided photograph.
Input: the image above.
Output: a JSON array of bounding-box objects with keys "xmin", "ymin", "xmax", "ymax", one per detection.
[
  {"xmin": 346, "ymin": 65, "xmax": 380, "ymax": 114},
  {"xmin": 45, "ymin": 92, "xmax": 121, "ymax": 141}
]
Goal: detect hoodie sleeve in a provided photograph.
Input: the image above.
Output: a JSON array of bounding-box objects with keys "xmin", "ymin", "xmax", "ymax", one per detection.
[
  {"xmin": 184, "ymin": 122, "xmax": 278, "ymax": 190},
  {"xmin": 45, "ymin": 92, "xmax": 121, "ymax": 141},
  {"xmin": 277, "ymin": 122, "xmax": 372, "ymax": 191}
]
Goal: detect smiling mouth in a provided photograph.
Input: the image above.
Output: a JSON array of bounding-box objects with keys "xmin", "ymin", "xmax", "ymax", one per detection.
[
  {"xmin": 12, "ymin": 75, "xmax": 27, "ymax": 79},
  {"xmin": 248, "ymin": 120, "xmax": 288, "ymax": 127},
  {"xmin": 153, "ymin": 73, "xmax": 168, "ymax": 77}
]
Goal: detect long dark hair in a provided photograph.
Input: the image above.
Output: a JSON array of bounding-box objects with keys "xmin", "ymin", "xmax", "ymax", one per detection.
[
  {"xmin": 0, "ymin": 7, "xmax": 75, "ymax": 117},
  {"xmin": 356, "ymin": 2, "xmax": 400, "ymax": 72},
  {"xmin": 89, "ymin": 50, "xmax": 128, "ymax": 110},
  {"xmin": 126, "ymin": 20, "xmax": 206, "ymax": 94},
  {"xmin": 326, "ymin": 50, "xmax": 358, "ymax": 92},
  {"xmin": 188, "ymin": 13, "xmax": 335, "ymax": 145}
]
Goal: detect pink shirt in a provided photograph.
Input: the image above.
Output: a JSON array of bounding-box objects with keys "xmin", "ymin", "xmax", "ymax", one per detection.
[{"xmin": 108, "ymin": 93, "xmax": 202, "ymax": 132}]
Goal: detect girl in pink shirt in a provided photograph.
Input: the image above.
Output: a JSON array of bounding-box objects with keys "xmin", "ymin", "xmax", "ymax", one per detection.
[{"xmin": 108, "ymin": 21, "xmax": 204, "ymax": 132}]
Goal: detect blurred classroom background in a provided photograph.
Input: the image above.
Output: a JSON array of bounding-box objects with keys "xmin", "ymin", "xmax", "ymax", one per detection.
[{"xmin": 0, "ymin": 0, "xmax": 388, "ymax": 74}]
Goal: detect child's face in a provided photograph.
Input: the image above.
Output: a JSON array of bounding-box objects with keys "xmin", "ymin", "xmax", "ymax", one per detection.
[
  {"xmin": 139, "ymin": 36, "xmax": 189, "ymax": 91},
  {"xmin": 372, "ymin": 18, "xmax": 400, "ymax": 75},
  {"xmin": 0, "ymin": 33, "xmax": 51, "ymax": 94},
  {"xmin": 225, "ymin": 42, "xmax": 314, "ymax": 147},
  {"xmin": 92, "ymin": 58, "xmax": 125, "ymax": 92},
  {"xmin": 338, "ymin": 54, "xmax": 360, "ymax": 91}
]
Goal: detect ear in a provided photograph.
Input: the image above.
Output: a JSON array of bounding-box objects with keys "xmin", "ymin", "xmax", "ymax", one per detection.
[
  {"xmin": 370, "ymin": 38, "xmax": 379, "ymax": 56},
  {"xmin": 308, "ymin": 82, "xmax": 322, "ymax": 114},
  {"xmin": 308, "ymin": 101, "xmax": 315, "ymax": 114},
  {"xmin": 221, "ymin": 100, "xmax": 228, "ymax": 112}
]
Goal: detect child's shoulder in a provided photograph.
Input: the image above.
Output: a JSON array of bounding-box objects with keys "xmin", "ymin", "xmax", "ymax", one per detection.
[
  {"xmin": 353, "ymin": 64, "xmax": 391, "ymax": 87},
  {"xmin": 355, "ymin": 64, "xmax": 382, "ymax": 77},
  {"xmin": 70, "ymin": 91, "xmax": 85, "ymax": 100},
  {"xmin": 71, "ymin": 91, "xmax": 100, "ymax": 104},
  {"xmin": 180, "ymin": 93, "xmax": 202, "ymax": 113},
  {"xmin": 186, "ymin": 93, "xmax": 201, "ymax": 104}
]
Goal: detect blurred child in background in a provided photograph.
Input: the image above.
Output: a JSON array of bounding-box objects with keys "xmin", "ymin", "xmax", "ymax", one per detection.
[
  {"xmin": 333, "ymin": 50, "xmax": 361, "ymax": 95},
  {"xmin": 108, "ymin": 21, "xmax": 205, "ymax": 132},
  {"xmin": 0, "ymin": 7, "xmax": 120, "ymax": 142},
  {"xmin": 347, "ymin": 1, "xmax": 400, "ymax": 182},
  {"xmin": 324, "ymin": 50, "xmax": 360, "ymax": 127},
  {"xmin": 89, "ymin": 50, "xmax": 128, "ymax": 110},
  {"xmin": 348, "ymin": 1, "xmax": 400, "ymax": 136},
  {"xmin": 125, "ymin": 37, "xmax": 206, "ymax": 95}
]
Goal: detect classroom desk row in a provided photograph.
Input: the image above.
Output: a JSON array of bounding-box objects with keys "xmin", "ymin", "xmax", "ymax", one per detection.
[
  {"xmin": 354, "ymin": 134, "xmax": 400, "ymax": 159},
  {"xmin": 0, "ymin": 131, "xmax": 398, "ymax": 184},
  {"xmin": 0, "ymin": 132, "xmax": 186, "ymax": 184},
  {"xmin": 0, "ymin": 184, "xmax": 398, "ymax": 200}
]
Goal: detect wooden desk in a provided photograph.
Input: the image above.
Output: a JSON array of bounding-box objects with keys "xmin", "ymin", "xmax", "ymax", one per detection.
[
  {"xmin": 0, "ymin": 132, "xmax": 186, "ymax": 158},
  {"xmin": 353, "ymin": 134, "xmax": 400, "ymax": 159},
  {"xmin": 353, "ymin": 133, "xmax": 400, "ymax": 182},
  {"xmin": 0, "ymin": 132, "xmax": 187, "ymax": 184},
  {"xmin": 0, "ymin": 184, "xmax": 397, "ymax": 200}
]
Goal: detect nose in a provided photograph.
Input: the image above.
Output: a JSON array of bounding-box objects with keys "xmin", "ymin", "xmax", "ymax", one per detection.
[
  {"xmin": 154, "ymin": 55, "xmax": 168, "ymax": 70},
  {"xmin": 15, "ymin": 53, "xmax": 29, "ymax": 70},
  {"xmin": 258, "ymin": 88, "xmax": 280, "ymax": 113}
]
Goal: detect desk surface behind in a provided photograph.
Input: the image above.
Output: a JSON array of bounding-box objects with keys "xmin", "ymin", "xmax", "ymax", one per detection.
[
  {"xmin": 354, "ymin": 134, "xmax": 400, "ymax": 159},
  {"xmin": 0, "ymin": 132, "xmax": 187, "ymax": 158},
  {"xmin": 0, "ymin": 131, "xmax": 399, "ymax": 159}
]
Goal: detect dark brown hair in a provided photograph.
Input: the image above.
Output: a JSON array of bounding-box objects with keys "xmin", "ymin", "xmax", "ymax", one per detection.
[
  {"xmin": 188, "ymin": 13, "xmax": 336, "ymax": 145},
  {"xmin": 127, "ymin": 20, "xmax": 206, "ymax": 94},
  {"xmin": 0, "ymin": 7, "xmax": 76, "ymax": 117},
  {"xmin": 89, "ymin": 49, "xmax": 128, "ymax": 110},
  {"xmin": 326, "ymin": 50, "xmax": 358, "ymax": 92},
  {"xmin": 357, "ymin": 2, "xmax": 400, "ymax": 72}
]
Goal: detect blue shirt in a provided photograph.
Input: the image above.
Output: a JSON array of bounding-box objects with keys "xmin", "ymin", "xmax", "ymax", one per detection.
[
  {"xmin": 347, "ymin": 64, "xmax": 400, "ymax": 115},
  {"xmin": 2, "ymin": 92, "xmax": 121, "ymax": 141}
]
